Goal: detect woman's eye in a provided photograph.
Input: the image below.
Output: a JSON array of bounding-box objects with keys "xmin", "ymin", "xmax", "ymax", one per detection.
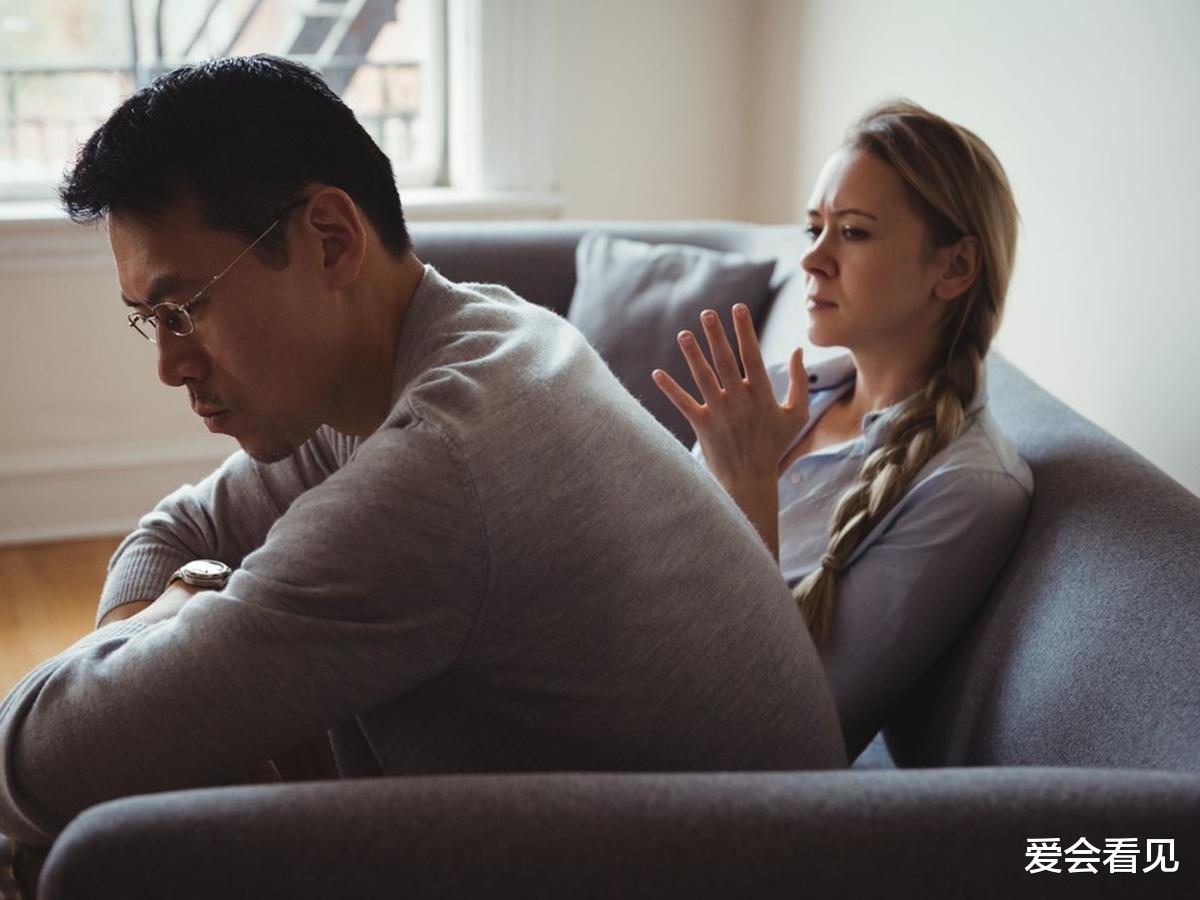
[{"xmin": 805, "ymin": 224, "xmax": 868, "ymax": 242}]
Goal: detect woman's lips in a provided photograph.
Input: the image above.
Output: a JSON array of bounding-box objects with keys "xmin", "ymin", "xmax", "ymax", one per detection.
[{"xmin": 806, "ymin": 297, "xmax": 837, "ymax": 311}]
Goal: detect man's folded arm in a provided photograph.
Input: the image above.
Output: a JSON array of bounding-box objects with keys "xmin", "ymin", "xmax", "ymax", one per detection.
[
  {"xmin": 96, "ymin": 430, "xmax": 348, "ymax": 627},
  {"xmin": 0, "ymin": 422, "xmax": 485, "ymax": 844}
]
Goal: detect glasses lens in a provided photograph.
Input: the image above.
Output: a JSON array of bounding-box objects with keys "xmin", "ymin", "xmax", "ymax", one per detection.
[
  {"xmin": 154, "ymin": 303, "xmax": 193, "ymax": 337},
  {"xmin": 129, "ymin": 315, "xmax": 156, "ymax": 343}
]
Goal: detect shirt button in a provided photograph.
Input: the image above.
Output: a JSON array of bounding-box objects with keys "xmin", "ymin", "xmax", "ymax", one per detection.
[{"xmin": 790, "ymin": 473, "xmax": 802, "ymax": 484}]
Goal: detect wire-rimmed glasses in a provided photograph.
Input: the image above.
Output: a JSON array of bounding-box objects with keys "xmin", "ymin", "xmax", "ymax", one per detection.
[{"xmin": 126, "ymin": 200, "xmax": 304, "ymax": 344}]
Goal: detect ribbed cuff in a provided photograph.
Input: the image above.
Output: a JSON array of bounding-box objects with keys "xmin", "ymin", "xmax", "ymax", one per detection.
[
  {"xmin": 85, "ymin": 618, "xmax": 152, "ymax": 641},
  {"xmin": 96, "ymin": 542, "xmax": 190, "ymax": 628}
]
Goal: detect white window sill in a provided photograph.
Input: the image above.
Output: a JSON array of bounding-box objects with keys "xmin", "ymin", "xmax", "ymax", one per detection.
[
  {"xmin": 0, "ymin": 189, "xmax": 562, "ymax": 226},
  {"xmin": 401, "ymin": 188, "xmax": 562, "ymax": 221}
]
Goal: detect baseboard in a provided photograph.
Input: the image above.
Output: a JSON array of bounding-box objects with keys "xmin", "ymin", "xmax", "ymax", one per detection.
[{"xmin": 0, "ymin": 441, "xmax": 236, "ymax": 545}]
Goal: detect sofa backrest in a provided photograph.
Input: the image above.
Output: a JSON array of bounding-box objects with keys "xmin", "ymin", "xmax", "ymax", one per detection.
[
  {"xmin": 410, "ymin": 221, "xmax": 1200, "ymax": 773},
  {"xmin": 884, "ymin": 354, "xmax": 1200, "ymax": 771},
  {"xmin": 409, "ymin": 220, "xmax": 774, "ymax": 316}
]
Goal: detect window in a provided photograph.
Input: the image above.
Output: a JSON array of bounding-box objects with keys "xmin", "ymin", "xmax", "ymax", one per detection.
[{"xmin": 0, "ymin": 0, "xmax": 446, "ymax": 202}]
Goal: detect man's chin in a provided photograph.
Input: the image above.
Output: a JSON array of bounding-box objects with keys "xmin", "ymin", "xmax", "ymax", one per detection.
[{"xmin": 240, "ymin": 440, "xmax": 300, "ymax": 465}]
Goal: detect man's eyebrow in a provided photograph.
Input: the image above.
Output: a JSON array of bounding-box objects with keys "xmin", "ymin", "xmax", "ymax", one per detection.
[
  {"xmin": 120, "ymin": 273, "xmax": 200, "ymax": 309},
  {"xmin": 805, "ymin": 207, "xmax": 879, "ymax": 220}
]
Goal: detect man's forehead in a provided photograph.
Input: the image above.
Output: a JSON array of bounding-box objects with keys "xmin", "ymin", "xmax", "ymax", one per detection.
[
  {"xmin": 109, "ymin": 196, "xmax": 230, "ymax": 267},
  {"xmin": 109, "ymin": 198, "xmax": 202, "ymax": 246},
  {"xmin": 109, "ymin": 204, "xmax": 209, "ymax": 305}
]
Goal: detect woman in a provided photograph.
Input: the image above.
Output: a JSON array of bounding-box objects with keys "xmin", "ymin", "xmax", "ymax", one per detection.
[{"xmin": 653, "ymin": 100, "xmax": 1034, "ymax": 759}]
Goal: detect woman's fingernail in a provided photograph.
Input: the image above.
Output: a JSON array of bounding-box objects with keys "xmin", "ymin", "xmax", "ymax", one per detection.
[
  {"xmin": 701, "ymin": 310, "xmax": 717, "ymax": 324},
  {"xmin": 679, "ymin": 331, "xmax": 695, "ymax": 346},
  {"xmin": 735, "ymin": 303, "xmax": 748, "ymax": 316}
]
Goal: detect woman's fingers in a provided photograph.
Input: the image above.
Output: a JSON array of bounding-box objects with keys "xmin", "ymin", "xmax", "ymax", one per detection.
[
  {"xmin": 699, "ymin": 309, "xmax": 744, "ymax": 390},
  {"xmin": 731, "ymin": 303, "xmax": 770, "ymax": 390},
  {"xmin": 676, "ymin": 330, "xmax": 723, "ymax": 405},
  {"xmin": 783, "ymin": 346, "xmax": 809, "ymax": 420},
  {"xmin": 652, "ymin": 367, "xmax": 704, "ymax": 423}
]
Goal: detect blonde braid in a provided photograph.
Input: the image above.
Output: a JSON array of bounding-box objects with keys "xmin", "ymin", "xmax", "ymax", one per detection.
[
  {"xmin": 794, "ymin": 327, "xmax": 985, "ymax": 643},
  {"xmin": 792, "ymin": 99, "xmax": 1017, "ymax": 645}
]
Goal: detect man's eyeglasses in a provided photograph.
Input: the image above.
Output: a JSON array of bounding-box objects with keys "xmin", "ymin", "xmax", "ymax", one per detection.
[{"xmin": 126, "ymin": 200, "xmax": 305, "ymax": 344}]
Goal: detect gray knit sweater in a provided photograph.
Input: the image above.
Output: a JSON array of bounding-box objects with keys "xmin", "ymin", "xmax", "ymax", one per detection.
[{"xmin": 0, "ymin": 267, "xmax": 844, "ymax": 844}]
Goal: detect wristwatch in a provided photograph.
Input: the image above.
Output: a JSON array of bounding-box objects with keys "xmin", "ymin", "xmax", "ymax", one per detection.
[{"xmin": 167, "ymin": 559, "xmax": 233, "ymax": 591}]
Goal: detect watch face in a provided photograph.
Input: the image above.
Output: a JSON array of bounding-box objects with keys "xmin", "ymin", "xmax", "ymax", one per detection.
[
  {"xmin": 171, "ymin": 560, "xmax": 231, "ymax": 593},
  {"xmin": 187, "ymin": 560, "xmax": 229, "ymax": 578}
]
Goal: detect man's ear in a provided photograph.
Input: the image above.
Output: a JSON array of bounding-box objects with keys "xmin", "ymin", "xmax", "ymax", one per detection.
[
  {"xmin": 932, "ymin": 235, "xmax": 982, "ymax": 302},
  {"xmin": 302, "ymin": 188, "xmax": 366, "ymax": 290}
]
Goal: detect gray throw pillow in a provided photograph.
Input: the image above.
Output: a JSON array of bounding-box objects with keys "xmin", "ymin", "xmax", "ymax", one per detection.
[{"xmin": 567, "ymin": 231, "xmax": 777, "ymax": 444}]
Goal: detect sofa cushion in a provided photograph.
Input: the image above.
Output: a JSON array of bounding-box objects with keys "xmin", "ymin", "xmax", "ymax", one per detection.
[{"xmin": 568, "ymin": 231, "xmax": 777, "ymax": 444}]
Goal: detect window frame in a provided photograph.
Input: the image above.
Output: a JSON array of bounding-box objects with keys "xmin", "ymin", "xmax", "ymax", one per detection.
[
  {"xmin": 0, "ymin": 0, "xmax": 451, "ymax": 203},
  {"xmin": 0, "ymin": 0, "xmax": 562, "ymax": 224}
]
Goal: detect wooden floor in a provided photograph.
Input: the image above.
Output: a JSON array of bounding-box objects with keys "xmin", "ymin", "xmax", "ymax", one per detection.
[{"xmin": 0, "ymin": 536, "xmax": 122, "ymax": 695}]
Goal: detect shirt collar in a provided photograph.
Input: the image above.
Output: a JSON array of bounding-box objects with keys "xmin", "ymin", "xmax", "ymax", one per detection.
[
  {"xmin": 805, "ymin": 349, "xmax": 989, "ymax": 452},
  {"xmin": 803, "ymin": 351, "xmax": 858, "ymax": 393}
]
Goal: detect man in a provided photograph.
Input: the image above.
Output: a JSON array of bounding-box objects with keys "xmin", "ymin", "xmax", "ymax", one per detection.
[{"xmin": 0, "ymin": 56, "xmax": 844, "ymax": 852}]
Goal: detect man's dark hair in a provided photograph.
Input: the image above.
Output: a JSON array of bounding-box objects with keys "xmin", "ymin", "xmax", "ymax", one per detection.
[{"xmin": 60, "ymin": 54, "xmax": 410, "ymax": 264}]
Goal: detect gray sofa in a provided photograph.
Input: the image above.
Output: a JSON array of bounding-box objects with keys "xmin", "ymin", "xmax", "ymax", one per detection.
[{"xmin": 30, "ymin": 221, "xmax": 1200, "ymax": 898}]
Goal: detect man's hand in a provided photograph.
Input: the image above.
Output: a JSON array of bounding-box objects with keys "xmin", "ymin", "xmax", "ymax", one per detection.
[{"xmin": 97, "ymin": 582, "xmax": 202, "ymax": 629}]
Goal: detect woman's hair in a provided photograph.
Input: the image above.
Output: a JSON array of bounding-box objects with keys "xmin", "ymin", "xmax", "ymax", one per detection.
[{"xmin": 793, "ymin": 99, "xmax": 1019, "ymax": 643}]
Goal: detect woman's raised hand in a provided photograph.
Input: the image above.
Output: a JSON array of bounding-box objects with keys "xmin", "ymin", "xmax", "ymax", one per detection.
[{"xmin": 652, "ymin": 303, "xmax": 809, "ymax": 557}]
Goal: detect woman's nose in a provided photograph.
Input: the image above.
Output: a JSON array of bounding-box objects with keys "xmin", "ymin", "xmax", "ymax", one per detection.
[{"xmin": 801, "ymin": 236, "xmax": 836, "ymax": 280}]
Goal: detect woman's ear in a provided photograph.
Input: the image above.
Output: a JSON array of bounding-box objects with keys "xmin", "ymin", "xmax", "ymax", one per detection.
[
  {"xmin": 302, "ymin": 187, "xmax": 367, "ymax": 291},
  {"xmin": 933, "ymin": 235, "xmax": 982, "ymax": 302}
]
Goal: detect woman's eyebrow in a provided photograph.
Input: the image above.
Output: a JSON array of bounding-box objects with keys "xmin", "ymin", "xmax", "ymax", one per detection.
[{"xmin": 805, "ymin": 207, "xmax": 879, "ymax": 220}]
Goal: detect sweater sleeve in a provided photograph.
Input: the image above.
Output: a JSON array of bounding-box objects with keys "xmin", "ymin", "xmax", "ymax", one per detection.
[
  {"xmin": 0, "ymin": 419, "xmax": 486, "ymax": 845},
  {"xmin": 818, "ymin": 467, "xmax": 1032, "ymax": 759},
  {"xmin": 95, "ymin": 428, "xmax": 350, "ymax": 626}
]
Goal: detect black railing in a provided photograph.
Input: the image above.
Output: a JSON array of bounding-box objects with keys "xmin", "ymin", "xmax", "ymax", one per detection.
[{"xmin": 0, "ymin": 57, "xmax": 423, "ymax": 177}]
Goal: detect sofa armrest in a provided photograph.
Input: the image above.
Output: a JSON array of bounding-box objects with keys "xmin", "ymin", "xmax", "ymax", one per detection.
[{"xmin": 41, "ymin": 769, "xmax": 1199, "ymax": 899}]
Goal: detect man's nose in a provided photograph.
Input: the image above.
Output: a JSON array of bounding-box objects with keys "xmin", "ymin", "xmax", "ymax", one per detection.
[{"xmin": 156, "ymin": 331, "xmax": 209, "ymax": 388}]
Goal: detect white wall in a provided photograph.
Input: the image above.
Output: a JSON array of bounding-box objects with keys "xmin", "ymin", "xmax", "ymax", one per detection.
[
  {"xmin": 552, "ymin": 0, "xmax": 755, "ymax": 220},
  {"xmin": 756, "ymin": 0, "xmax": 1200, "ymax": 497},
  {"xmin": 0, "ymin": 216, "xmax": 241, "ymax": 543}
]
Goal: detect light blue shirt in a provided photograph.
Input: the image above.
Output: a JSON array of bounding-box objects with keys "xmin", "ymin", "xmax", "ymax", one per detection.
[{"xmin": 696, "ymin": 350, "xmax": 1033, "ymax": 758}]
